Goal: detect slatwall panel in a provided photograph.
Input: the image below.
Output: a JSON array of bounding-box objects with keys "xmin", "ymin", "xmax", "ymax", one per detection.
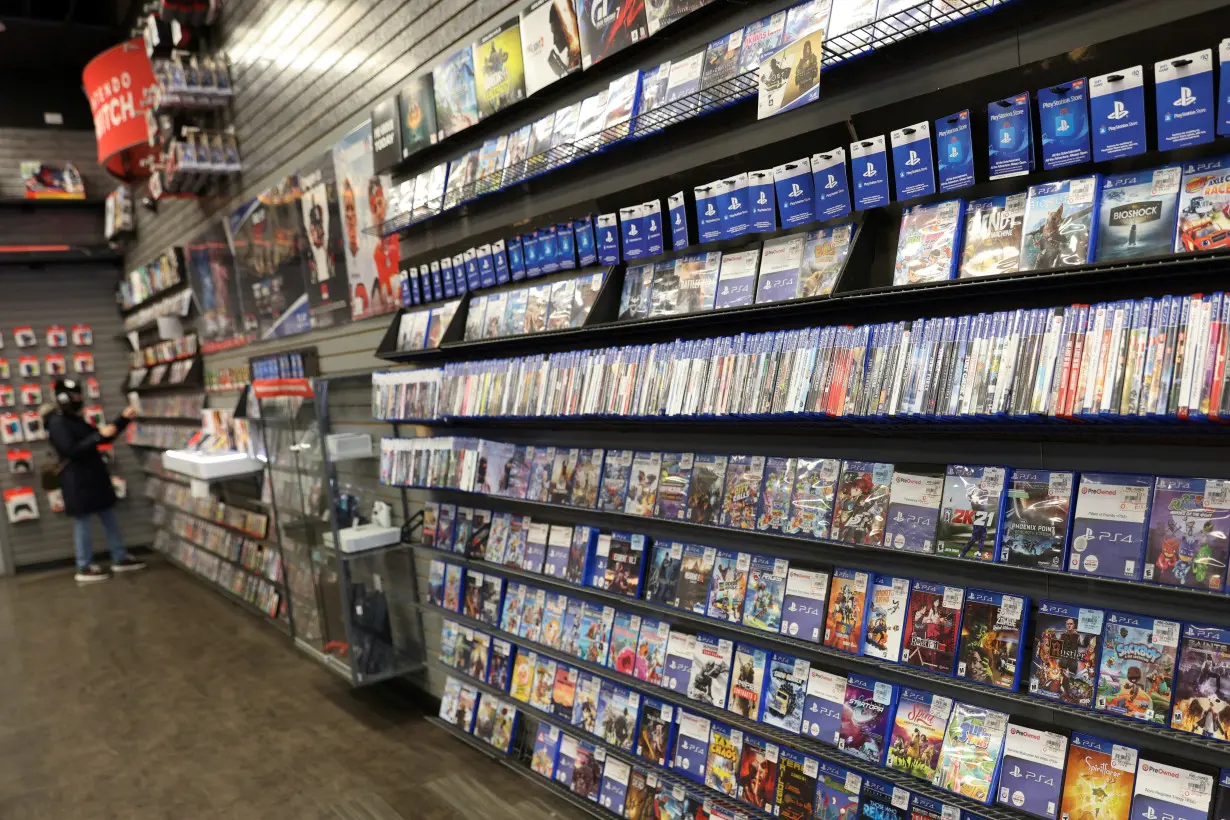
[
  {"xmin": 126, "ymin": 0, "xmax": 521, "ymax": 269},
  {"xmin": 0, "ymin": 264, "xmax": 151, "ymax": 569},
  {"xmin": 0, "ymin": 128, "xmax": 114, "ymax": 201}
]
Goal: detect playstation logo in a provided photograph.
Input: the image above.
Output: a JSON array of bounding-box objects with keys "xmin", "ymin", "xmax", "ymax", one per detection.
[
  {"xmin": 825, "ymin": 174, "xmax": 838, "ymax": 190},
  {"xmin": 863, "ymin": 162, "xmax": 876, "ymax": 178},
  {"xmin": 604, "ymin": 231, "xmax": 613, "ymax": 242},
  {"xmin": 1056, "ymin": 118, "xmax": 1069, "ymax": 132},
  {"xmin": 1174, "ymin": 86, "xmax": 1197, "ymax": 107},
  {"xmin": 629, "ymin": 224, "xmax": 638, "ymax": 235},
  {"xmin": 905, "ymin": 150, "xmax": 921, "ymax": 167},
  {"xmin": 1142, "ymin": 809, "xmax": 1157, "ymax": 820},
  {"xmin": 728, "ymin": 197, "xmax": 741, "ymax": 210},
  {"xmin": 648, "ymin": 219, "xmax": 657, "ymax": 231},
  {"xmin": 756, "ymin": 192, "xmax": 767, "ymax": 205},
  {"xmin": 1001, "ymin": 128, "xmax": 1013, "ymax": 144},
  {"xmin": 705, "ymin": 204, "xmax": 716, "ymax": 216},
  {"xmin": 789, "ymin": 183, "xmax": 803, "ymax": 197},
  {"xmin": 674, "ymin": 213, "xmax": 682, "ymax": 224},
  {"xmin": 1107, "ymin": 100, "xmax": 1130, "ymax": 120},
  {"xmin": 949, "ymin": 144, "xmax": 960, "ymax": 158}
]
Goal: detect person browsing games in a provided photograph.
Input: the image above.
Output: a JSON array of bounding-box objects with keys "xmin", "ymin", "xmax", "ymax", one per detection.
[{"xmin": 45, "ymin": 379, "xmax": 146, "ymax": 583}]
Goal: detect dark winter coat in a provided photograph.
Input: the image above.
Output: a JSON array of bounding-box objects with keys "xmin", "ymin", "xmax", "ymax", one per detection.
[{"xmin": 46, "ymin": 411, "xmax": 129, "ymax": 517}]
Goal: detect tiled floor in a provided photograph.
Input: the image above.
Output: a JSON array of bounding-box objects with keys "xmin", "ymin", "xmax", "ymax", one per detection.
[{"xmin": 0, "ymin": 559, "xmax": 581, "ymax": 819}]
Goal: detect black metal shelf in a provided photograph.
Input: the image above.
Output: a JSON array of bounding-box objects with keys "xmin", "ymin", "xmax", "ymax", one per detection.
[
  {"xmin": 427, "ymin": 652, "xmax": 776, "ymax": 820},
  {"xmin": 119, "ymin": 279, "xmax": 189, "ymax": 318},
  {"xmin": 151, "ymin": 497, "xmax": 271, "ymax": 541},
  {"xmin": 154, "ymin": 524, "xmax": 281, "ymax": 585},
  {"xmin": 155, "ymin": 550, "xmax": 288, "ymax": 633},
  {"xmin": 377, "ymin": 248, "xmax": 1230, "ymax": 365},
  {"xmin": 426, "ymin": 603, "xmax": 1039, "ymax": 820},
  {"xmin": 371, "ymin": 0, "xmax": 1002, "ymax": 240},
  {"xmin": 410, "ymin": 486, "xmax": 1230, "ymax": 630},
  {"xmin": 416, "ymin": 546, "xmax": 1230, "ymax": 770},
  {"xmin": 423, "ymin": 716, "xmax": 611, "ymax": 820}
]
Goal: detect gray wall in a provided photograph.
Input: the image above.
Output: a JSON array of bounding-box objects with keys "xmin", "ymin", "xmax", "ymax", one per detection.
[{"xmin": 0, "ymin": 265, "xmax": 150, "ymax": 570}]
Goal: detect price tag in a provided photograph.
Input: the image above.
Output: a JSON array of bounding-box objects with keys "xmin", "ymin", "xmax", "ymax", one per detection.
[
  {"xmin": 731, "ymin": 729, "xmax": 744, "ymax": 745},
  {"xmin": 1068, "ymin": 177, "xmax": 1095, "ymax": 205},
  {"xmin": 794, "ymin": 659, "xmax": 809, "ymax": 678},
  {"xmin": 930, "ymin": 695, "xmax": 953, "ymax": 720},
  {"xmin": 942, "ymin": 805, "xmax": 961, "ymax": 820},
  {"xmin": 854, "ymin": 571, "xmax": 868, "ymax": 585},
  {"xmin": 703, "ymin": 547, "xmax": 716, "ymax": 563},
  {"xmin": 1049, "ymin": 472, "xmax": 1073, "ymax": 497},
  {"xmin": 670, "ymin": 542, "xmax": 683, "ymax": 559},
  {"xmin": 1121, "ymin": 485, "xmax": 1148, "ymax": 510},
  {"xmin": 892, "ymin": 578, "xmax": 910, "ymax": 594},
  {"xmin": 1005, "ymin": 192, "xmax": 1027, "ymax": 215},
  {"xmin": 1151, "ymin": 166, "xmax": 1181, "ymax": 195},
  {"xmin": 774, "ymin": 558, "xmax": 789, "ymax": 576},
  {"xmin": 737, "ymin": 553, "xmax": 751, "ymax": 571},
  {"xmin": 1078, "ymin": 608, "xmax": 1104, "ymax": 634},
  {"xmin": 661, "ymin": 705, "xmax": 673, "ymax": 721},
  {"xmin": 595, "ymin": 747, "xmax": 606, "ymax": 762},
  {"xmin": 873, "ymin": 682, "xmax": 893, "ymax": 705},
  {"xmin": 805, "ymin": 759, "xmax": 819, "ymax": 779},
  {"xmin": 1205, "ymin": 479, "xmax": 1230, "ymax": 509},
  {"xmin": 891, "ymin": 787, "xmax": 910, "ymax": 810},
  {"xmin": 1153, "ymin": 619, "xmax": 1180, "ymax": 647},
  {"xmin": 647, "ymin": 773, "xmax": 659, "ymax": 788},
  {"xmin": 673, "ymin": 785, "xmax": 685, "ymax": 800},
  {"xmin": 548, "ymin": 725, "xmax": 559, "ymax": 740},
  {"xmin": 845, "ymin": 772, "xmax": 862, "ymax": 794},
  {"xmin": 1000, "ymin": 595, "xmax": 1024, "ymax": 621},
  {"xmin": 981, "ymin": 466, "xmax": 1006, "ymax": 492},
  {"xmin": 942, "ymin": 586, "xmax": 963, "ymax": 609}
]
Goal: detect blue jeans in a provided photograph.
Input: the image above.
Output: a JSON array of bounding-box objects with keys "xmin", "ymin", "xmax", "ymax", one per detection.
[{"xmin": 74, "ymin": 508, "xmax": 129, "ymax": 569}]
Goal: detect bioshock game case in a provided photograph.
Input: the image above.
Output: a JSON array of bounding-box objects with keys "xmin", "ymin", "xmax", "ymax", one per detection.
[{"xmin": 1094, "ymin": 166, "xmax": 1181, "ymax": 262}]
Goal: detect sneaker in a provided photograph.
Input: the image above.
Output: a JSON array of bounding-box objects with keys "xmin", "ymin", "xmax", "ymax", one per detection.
[
  {"xmin": 75, "ymin": 564, "xmax": 111, "ymax": 583},
  {"xmin": 111, "ymin": 558, "xmax": 147, "ymax": 573}
]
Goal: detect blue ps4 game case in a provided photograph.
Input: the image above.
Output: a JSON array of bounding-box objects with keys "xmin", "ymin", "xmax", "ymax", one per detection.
[{"xmin": 1094, "ymin": 166, "xmax": 1181, "ymax": 262}]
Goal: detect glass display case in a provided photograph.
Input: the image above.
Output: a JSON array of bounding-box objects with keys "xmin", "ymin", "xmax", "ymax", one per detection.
[{"xmin": 250, "ymin": 377, "xmax": 422, "ymax": 685}]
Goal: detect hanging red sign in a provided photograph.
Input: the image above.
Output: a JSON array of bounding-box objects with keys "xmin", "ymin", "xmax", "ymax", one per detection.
[{"xmin": 81, "ymin": 39, "xmax": 159, "ymax": 181}]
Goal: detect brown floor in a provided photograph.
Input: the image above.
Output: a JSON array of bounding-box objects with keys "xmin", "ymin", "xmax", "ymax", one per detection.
[{"xmin": 0, "ymin": 558, "xmax": 582, "ymax": 820}]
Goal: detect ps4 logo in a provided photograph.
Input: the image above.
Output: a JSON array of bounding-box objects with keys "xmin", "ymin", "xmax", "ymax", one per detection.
[
  {"xmin": 756, "ymin": 192, "xmax": 768, "ymax": 205},
  {"xmin": 728, "ymin": 197, "xmax": 741, "ymax": 210},
  {"xmin": 825, "ymin": 174, "xmax": 838, "ymax": 189},
  {"xmin": 1107, "ymin": 100, "xmax": 1130, "ymax": 120},
  {"xmin": 1174, "ymin": 86, "xmax": 1197, "ymax": 107},
  {"xmin": 905, "ymin": 149, "xmax": 921, "ymax": 167},
  {"xmin": 789, "ymin": 183, "xmax": 803, "ymax": 197},
  {"xmin": 863, "ymin": 162, "xmax": 877, "ymax": 178}
]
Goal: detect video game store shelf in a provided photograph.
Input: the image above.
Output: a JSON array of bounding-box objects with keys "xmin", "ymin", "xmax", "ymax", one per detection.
[{"xmin": 75, "ymin": 0, "xmax": 1230, "ymax": 817}]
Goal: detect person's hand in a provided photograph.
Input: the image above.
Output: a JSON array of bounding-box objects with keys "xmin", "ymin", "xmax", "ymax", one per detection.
[
  {"xmin": 99, "ymin": 424, "xmax": 118, "ymax": 438},
  {"xmin": 122, "ymin": 406, "xmax": 139, "ymax": 420}
]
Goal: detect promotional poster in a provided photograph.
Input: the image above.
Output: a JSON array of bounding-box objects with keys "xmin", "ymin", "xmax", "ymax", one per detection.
[
  {"xmin": 398, "ymin": 74, "xmax": 439, "ymax": 158},
  {"xmin": 184, "ymin": 220, "xmax": 249, "ymax": 352},
  {"xmin": 226, "ymin": 180, "xmax": 311, "ymax": 340},
  {"xmin": 474, "ymin": 18, "xmax": 527, "ymax": 118},
  {"xmin": 520, "ymin": 0, "xmax": 584, "ymax": 96},
  {"xmin": 576, "ymin": 0, "xmax": 649, "ymax": 70},
  {"xmin": 330, "ymin": 121, "xmax": 401, "ymax": 321},
  {"xmin": 295, "ymin": 151, "xmax": 352, "ymax": 330},
  {"xmin": 433, "ymin": 46, "xmax": 482, "ymax": 138}
]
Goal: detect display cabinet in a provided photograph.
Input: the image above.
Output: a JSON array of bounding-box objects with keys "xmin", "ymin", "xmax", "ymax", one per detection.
[{"xmin": 251, "ymin": 377, "xmax": 423, "ymax": 685}]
